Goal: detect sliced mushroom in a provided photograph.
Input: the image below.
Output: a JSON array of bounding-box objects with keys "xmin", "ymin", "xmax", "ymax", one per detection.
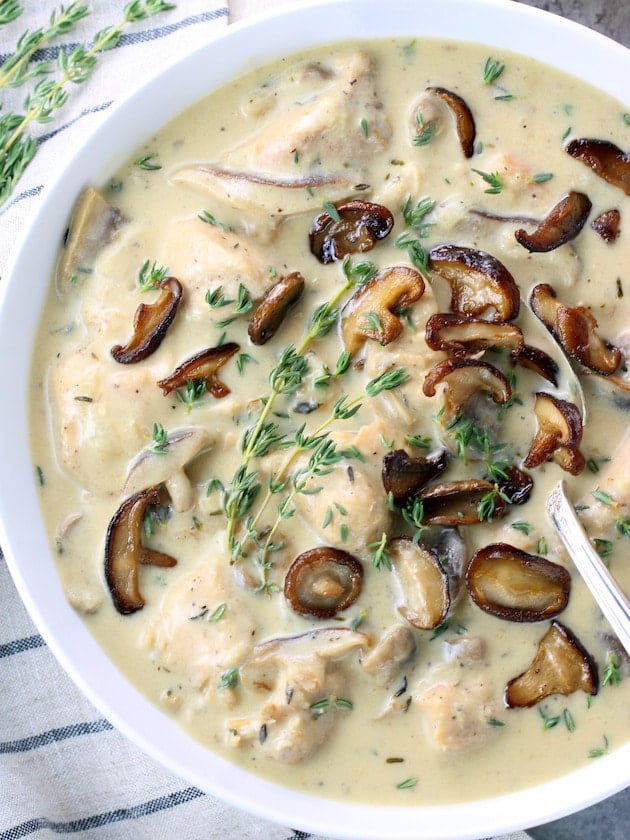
[
  {"xmin": 505, "ymin": 620, "xmax": 598, "ymax": 708},
  {"xmin": 241, "ymin": 627, "xmax": 370, "ymax": 676},
  {"xmin": 514, "ymin": 192, "xmax": 592, "ymax": 252},
  {"xmin": 360, "ymin": 624, "xmax": 417, "ymax": 687},
  {"xmin": 105, "ymin": 487, "xmax": 177, "ymax": 615},
  {"xmin": 111, "ymin": 277, "xmax": 183, "ymax": 364},
  {"xmin": 389, "ymin": 537, "xmax": 450, "ymax": 630},
  {"xmin": 248, "ymin": 272, "xmax": 305, "ymax": 345},
  {"xmin": 124, "ymin": 426, "xmax": 211, "ymax": 512},
  {"xmin": 425, "ymin": 527, "xmax": 466, "ymax": 603},
  {"xmin": 56, "ymin": 186, "xmax": 122, "ymax": 290},
  {"xmin": 428, "ymin": 244, "xmax": 520, "ymax": 321},
  {"xmin": 530, "ymin": 283, "xmax": 621, "ymax": 375},
  {"xmin": 524, "ymin": 391, "xmax": 585, "ymax": 475},
  {"xmin": 416, "ymin": 479, "xmax": 507, "ymax": 526},
  {"xmin": 566, "ymin": 138, "xmax": 630, "ymax": 196},
  {"xmin": 516, "ymin": 343, "xmax": 559, "ymax": 386},
  {"xmin": 423, "ymin": 358, "xmax": 511, "ymax": 421},
  {"xmin": 283, "ymin": 547, "xmax": 363, "ymax": 619},
  {"xmin": 424, "ymin": 87, "xmax": 476, "ymax": 158},
  {"xmin": 309, "ymin": 199, "xmax": 394, "ymax": 264},
  {"xmin": 174, "ymin": 165, "xmax": 356, "ymax": 216},
  {"xmin": 425, "ymin": 313, "xmax": 524, "ymax": 355},
  {"xmin": 157, "ymin": 342, "xmax": 240, "ymax": 398},
  {"xmin": 497, "ymin": 465, "xmax": 534, "ymax": 505},
  {"xmin": 591, "ymin": 208, "xmax": 621, "ymax": 243},
  {"xmin": 341, "ymin": 265, "xmax": 425, "ymax": 355},
  {"xmin": 381, "ymin": 448, "xmax": 448, "ymax": 502},
  {"xmin": 466, "ymin": 543, "xmax": 571, "ymax": 622}
]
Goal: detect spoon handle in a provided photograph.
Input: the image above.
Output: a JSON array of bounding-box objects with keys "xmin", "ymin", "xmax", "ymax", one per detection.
[{"xmin": 547, "ymin": 481, "xmax": 630, "ymax": 657}]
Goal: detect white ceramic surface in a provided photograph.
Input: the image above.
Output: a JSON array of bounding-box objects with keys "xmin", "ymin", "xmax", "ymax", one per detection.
[{"xmin": 1, "ymin": 1, "xmax": 629, "ymax": 838}]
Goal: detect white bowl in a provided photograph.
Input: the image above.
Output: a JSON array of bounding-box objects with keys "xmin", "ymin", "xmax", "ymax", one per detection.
[{"xmin": 1, "ymin": 1, "xmax": 628, "ymax": 838}]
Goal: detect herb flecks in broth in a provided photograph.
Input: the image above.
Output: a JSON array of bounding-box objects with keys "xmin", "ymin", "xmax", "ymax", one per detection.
[{"xmin": 31, "ymin": 37, "xmax": 630, "ymax": 806}]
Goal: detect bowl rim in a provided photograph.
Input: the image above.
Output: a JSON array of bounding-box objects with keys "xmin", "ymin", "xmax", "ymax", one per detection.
[{"xmin": 1, "ymin": 1, "xmax": 629, "ymax": 838}]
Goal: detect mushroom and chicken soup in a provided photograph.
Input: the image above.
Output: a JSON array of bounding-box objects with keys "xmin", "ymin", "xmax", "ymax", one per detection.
[{"xmin": 30, "ymin": 37, "xmax": 630, "ymax": 804}]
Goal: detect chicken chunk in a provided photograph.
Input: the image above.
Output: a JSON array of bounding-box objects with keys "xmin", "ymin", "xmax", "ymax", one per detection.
[
  {"xmin": 144, "ymin": 560, "xmax": 256, "ymax": 701},
  {"xmin": 417, "ymin": 677, "xmax": 500, "ymax": 751},
  {"xmin": 290, "ymin": 425, "xmax": 393, "ymax": 557},
  {"xmin": 161, "ymin": 217, "xmax": 271, "ymax": 320},
  {"xmin": 172, "ymin": 51, "xmax": 391, "ymax": 217},
  {"xmin": 52, "ymin": 349, "xmax": 170, "ymax": 495},
  {"xmin": 228, "ymin": 628, "xmax": 368, "ymax": 763}
]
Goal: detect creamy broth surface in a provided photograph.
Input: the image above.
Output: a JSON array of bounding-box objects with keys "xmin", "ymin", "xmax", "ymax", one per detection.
[{"xmin": 30, "ymin": 37, "xmax": 630, "ymax": 804}]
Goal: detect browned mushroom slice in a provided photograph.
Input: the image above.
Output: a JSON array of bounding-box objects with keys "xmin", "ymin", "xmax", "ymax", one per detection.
[
  {"xmin": 425, "ymin": 86, "xmax": 476, "ymax": 158},
  {"xmin": 515, "ymin": 192, "xmax": 592, "ymax": 252},
  {"xmin": 157, "ymin": 342, "xmax": 239, "ymax": 398},
  {"xmin": 497, "ymin": 465, "xmax": 534, "ymax": 505},
  {"xmin": 105, "ymin": 487, "xmax": 177, "ymax": 615},
  {"xmin": 566, "ymin": 138, "xmax": 630, "ymax": 196},
  {"xmin": 57, "ymin": 186, "xmax": 122, "ymax": 290},
  {"xmin": 591, "ymin": 208, "xmax": 621, "ymax": 243},
  {"xmin": 466, "ymin": 543, "xmax": 570, "ymax": 622},
  {"xmin": 248, "ymin": 272, "xmax": 305, "ymax": 345},
  {"xmin": 341, "ymin": 265, "xmax": 425, "ymax": 355},
  {"xmin": 524, "ymin": 391, "xmax": 585, "ymax": 475},
  {"xmin": 425, "ymin": 313, "xmax": 524, "ymax": 355},
  {"xmin": 284, "ymin": 547, "xmax": 363, "ymax": 619},
  {"xmin": 505, "ymin": 620, "xmax": 598, "ymax": 708},
  {"xmin": 416, "ymin": 479, "xmax": 507, "ymax": 526},
  {"xmin": 530, "ymin": 283, "xmax": 621, "ymax": 375},
  {"xmin": 124, "ymin": 427, "xmax": 211, "ymax": 512},
  {"xmin": 389, "ymin": 537, "xmax": 450, "ymax": 630},
  {"xmin": 423, "ymin": 358, "xmax": 511, "ymax": 421},
  {"xmin": 381, "ymin": 448, "xmax": 448, "ymax": 503},
  {"xmin": 516, "ymin": 343, "xmax": 559, "ymax": 386},
  {"xmin": 111, "ymin": 277, "xmax": 183, "ymax": 364},
  {"xmin": 309, "ymin": 200, "xmax": 394, "ymax": 264},
  {"xmin": 428, "ymin": 245, "xmax": 520, "ymax": 321}
]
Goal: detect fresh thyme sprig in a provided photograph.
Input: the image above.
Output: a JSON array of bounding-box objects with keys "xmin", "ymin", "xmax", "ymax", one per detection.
[
  {"xmin": 471, "ymin": 168, "xmax": 505, "ymax": 194},
  {"xmin": 0, "ymin": 2, "xmax": 89, "ymax": 90},
  {"xmin": 0, "ymin": 1, "xmax": 23, "ymax": 27},
  {"xmin": 0, "ymin": 0, "xmax": 175, "ymax": 206},
  {"xmin": 233, "ymin": 367, "xmax": 409, "ymax": 584},
  {"xmin": 137, "ymin": 259, "xmax": 168, "ymax": 291}
]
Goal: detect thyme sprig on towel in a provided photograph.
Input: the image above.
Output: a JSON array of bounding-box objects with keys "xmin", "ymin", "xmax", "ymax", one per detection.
[{"xmin": 0, "ymin": 0, "xmax": 175, "ymax": 206}]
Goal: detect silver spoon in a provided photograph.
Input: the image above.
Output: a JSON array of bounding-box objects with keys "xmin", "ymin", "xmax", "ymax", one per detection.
[{"xmin": 547, "ymin": 480, "xmax": 630, "ymax": 656}]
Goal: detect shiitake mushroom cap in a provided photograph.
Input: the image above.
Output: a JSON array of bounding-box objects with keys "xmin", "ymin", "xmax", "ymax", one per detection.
[
  {"xmin": 514, "ymin": 191, "xmax": 592, "ymax": 253},
  {"xmin": 157, "ymin": 342, "xmax": 240, "ymax": 398},
  {"xmin": 505, "ymin": 620, "xmax": 598, "ymax": 708},
  {"xmin": 389, "ymin": 537, "xmax": 450, "ymax": 630},
  {"xmin": 309, "ymin": 199, "xmax": 394, "ymax": 264},
  {"xmin": 111, "ymin": 277, "xmax": 182, "ymax": 364},
  {"xmin": 381, "ymin": 448, "xmax": 448, "ymax": 502},
  {"xmin": 105, "ymin": 487, "xmax": 177, "ymax": 615},
  {"xmin": 248, "ymin": 272, "xmax": 305, "ymax": 345},
  {"xmin": 284, "ymin": 547, "xmax": 363, "ymax": 619},
  {"xmin": 428, "ymin": 244, "xmax": 520, "ymax": 322},
  {"xmin": 466, "ymin": 543, "xmax": 571, "ymax": 622}
]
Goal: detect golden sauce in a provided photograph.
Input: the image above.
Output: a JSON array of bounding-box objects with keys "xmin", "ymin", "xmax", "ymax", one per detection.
[{"xmin": 30, "ymin": 37, "xmax": 630, "ymax": 804}]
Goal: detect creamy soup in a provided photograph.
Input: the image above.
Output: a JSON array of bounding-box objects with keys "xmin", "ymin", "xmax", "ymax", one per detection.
[{"xmin": 30, "ymin": 37, "xmax": 630, "ymax": 805}]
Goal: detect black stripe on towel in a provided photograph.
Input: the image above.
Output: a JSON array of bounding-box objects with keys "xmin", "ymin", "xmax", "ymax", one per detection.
[
  {"xmin": 0, "ymin": 719, "xmax": 113, "ymax": 754},
  {"xmin": 0, "ymin": 635, "xmax": 45, "ymax": 658},
  {"xmin": 0, "ymin": 787, "xmax": 205, "ymax": 839}
]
